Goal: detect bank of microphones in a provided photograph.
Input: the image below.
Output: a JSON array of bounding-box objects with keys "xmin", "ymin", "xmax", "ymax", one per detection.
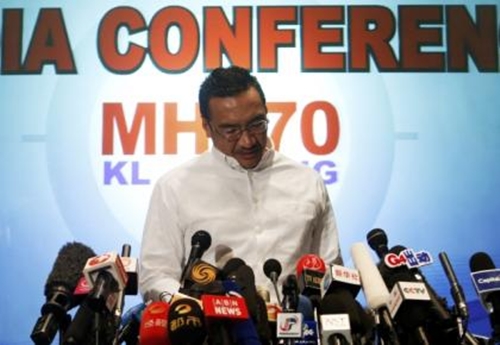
[{"xmin": 31, "ymin": 228, "xmax": 498, "ymax": 344}]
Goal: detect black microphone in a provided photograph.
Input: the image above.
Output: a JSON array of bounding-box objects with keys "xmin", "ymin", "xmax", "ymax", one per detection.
[
  {"xmin": 439, "ymin": 252, "xmax": 469, "ymax": 321},
  {"xmin": 168, "ymin": 297, "xmax": 207, "ymax": 345},
  {"xmin": 263, "ymin": 258, "xmax": 282, "ymax": 303},
  {"xmin": 222, "ymin": 279, "xmax": 262, "ymax": 345},
  {"xmin": 180, "ymin": 230, "xmax": 212, "ymax": 285},
  {"xmin": 282, "ymin": 274, "xmax": 299, "ymax": 312},
  {"xmin": 223, "ymin": 259, "xmax": 272, "ymax": 344},
  {"xmin": 31, "ymin": 242, "xmax": 96, "ymax": 345},
  {"xmin": 115, "ymin": 302, "xmax": 146, "ymax": 345},
  {"xmin": 470, "ymin": 252, "xmax": 500, "ymax": 343},
  {"xmin": 380, "ymin": 259, "xmax": 432, "ymax": 345},
  {"xmin": 64, "ymin": 251, "xmax": 127, "ymax": 345},
  {"xmin": 366, "ymin": 228, "xmax": 390, "ymax": 260},
  {"xmin": 367, "ymin": 229, "xmax": 459, "ymax": 342},
  {"xmin": 319, "ymin": 289, "xmax": 367, "ymax": 345},
  {"xmin": 113, "ymin": 244, "xmax": 132, "ymax": 345}
]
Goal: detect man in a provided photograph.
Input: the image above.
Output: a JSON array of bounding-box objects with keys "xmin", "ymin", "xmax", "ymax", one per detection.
[{"xmin": 139, "ymin": 66, "xmax": 342, "ymax": 302}]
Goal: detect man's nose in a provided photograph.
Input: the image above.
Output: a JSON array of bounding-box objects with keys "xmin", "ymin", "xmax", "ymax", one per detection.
[{"xmin": 237, "ymin": 128, "xmax": 256, "ymax": 147}]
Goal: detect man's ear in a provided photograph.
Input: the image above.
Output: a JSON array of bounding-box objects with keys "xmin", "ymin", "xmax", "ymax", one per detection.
[{"xmin": 202, "ymin": 118, "xmax": 212, "ymax": 138}]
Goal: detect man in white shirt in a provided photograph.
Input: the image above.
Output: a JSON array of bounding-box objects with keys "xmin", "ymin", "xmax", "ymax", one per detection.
[{"xmin": 139, "ymin": 66, "xmax": 342, "ymax": 303}]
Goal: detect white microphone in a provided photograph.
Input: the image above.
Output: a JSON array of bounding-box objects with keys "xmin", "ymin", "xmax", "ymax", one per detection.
[
  {"xmin": 351, "ymin": 242, "xmax": 401, "ymax": 345},
  {"xmin": 83, "ymin": 252, "xmax": 128, "ymax": 312}
]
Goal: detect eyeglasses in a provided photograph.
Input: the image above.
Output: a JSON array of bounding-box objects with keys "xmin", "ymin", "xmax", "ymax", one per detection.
[{"xmin": 209, "ymin": 118, "xmax": 269, "ymax": 142}]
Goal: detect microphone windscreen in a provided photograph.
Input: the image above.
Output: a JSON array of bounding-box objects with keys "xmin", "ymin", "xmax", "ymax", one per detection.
[
  {"xmin": 319, "ymin": 289, "xmax": 363, "ymax": 333},
  {"xmin": 168, "ymin": 298, "xmax": 206, "ymax": 345},
  {"xmin": 366, "ymin": 228, "xmax": 389, "ymax": 259},
  {"xmin": 44, "ymin": 242, "xmax": 96, "ymax": 297},
  {"xmin": 222, "ymin": 257, "xmax": 246, "ymax": 277},
  {"xmin": 139, "ymin": 301, "xmax": 170, "ymax": 345},
  {"xmin": 470, "ymin": 252, "xmax": 495, "ymax": 272},
  {"xmin": 351, "ymin": 242, "xmax": 390, "ymax": 309}
]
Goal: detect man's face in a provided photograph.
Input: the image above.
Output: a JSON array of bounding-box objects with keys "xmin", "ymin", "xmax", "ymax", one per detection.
[{"xmin": 202, "ymin": 87, "xmax": 268, "ymax": 169}]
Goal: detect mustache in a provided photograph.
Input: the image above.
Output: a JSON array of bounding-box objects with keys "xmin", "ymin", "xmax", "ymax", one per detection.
[{"xmin": 235, "ymin": 144, "xmax": 262, "ymax": 154}]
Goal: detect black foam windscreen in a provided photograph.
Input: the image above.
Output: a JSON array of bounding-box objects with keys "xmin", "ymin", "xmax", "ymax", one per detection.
[
  {"xmin": 222, "ymin": 257, "xmax": 246, "ymax": 278},
  {"xmin": 470, "ymin": 252, "xmax": 495, "ymax": 272},
  {"xmin": 44, "ymin": 242, "xmax": 96, "ymax": 296},
  {"xmin": 168, "ymin": 298, "xmax": 206, "ymax": 345},
  {"xmin": 366, "ymin": 228, "xmax": 389, "ymax": 259},
  {"xmin": 319, "ymin": 289, "xmax": 364, "ymax": 334}
]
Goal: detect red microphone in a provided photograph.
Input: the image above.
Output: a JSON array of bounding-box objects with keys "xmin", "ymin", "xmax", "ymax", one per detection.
[
  {"xmin": 296, "ymin": 254, "xmax": 326, "ymax": 298},
  {"xmin": 139, "ymin": 301, "xmax": 171, "ymax": 345}
]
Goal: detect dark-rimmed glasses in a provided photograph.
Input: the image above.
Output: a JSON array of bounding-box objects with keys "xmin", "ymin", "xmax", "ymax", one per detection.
[{"xmin": 209, "ymin": 118, "xmax": 269, "ymax": 142}]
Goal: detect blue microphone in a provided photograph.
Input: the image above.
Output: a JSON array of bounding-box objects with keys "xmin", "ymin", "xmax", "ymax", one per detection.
[{"xmin": 222, "ymin": 279, "xmax": 262, "ymax": 345}]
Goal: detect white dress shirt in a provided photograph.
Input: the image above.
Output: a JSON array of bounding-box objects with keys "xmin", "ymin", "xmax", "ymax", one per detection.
[{"xmin": 139, "ymin": 146, "xmax": 342, "ymax": 302}]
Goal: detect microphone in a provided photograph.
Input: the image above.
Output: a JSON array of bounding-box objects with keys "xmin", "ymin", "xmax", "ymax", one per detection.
[
  {"xmin": 263, "ymin": 258, "xmax": 282, "ymax": 303},
  {"xmin": 223, "ymin": 259, "xmax": 272, "ymax": 344},
  {"xmin": 351, "ymin": 242, "xmax": 401, "ymax": 345},
  {"xmin": 470, "ymin": 252, "xmax": 500, "ymax": 343},
  {"xmin": 282, "ymin": 274, "xmax": 300, "ymax": 312},
  {"xmin": 31, "ymin": 242, "xmax": 96, "ymax": 345},
  {"xmin": 378, "ymin": 246, "xmax": 433, "ymax": 344},
  {"xmin": 439, "ymin": 251, "xmax": 469, "ymax": 320},
  {"xmin": 82, "ymin": 251, "xmax": 128, "ymax": 313},
  {"xmin": 386, "ymin": 274, "xmax": 432, "ymax": 344},
  {"xmin": 168, "ymin": 298, "xmax": 207, "ymax": 345},
  {"xmin": 180, "ymin": 230, "xmax": 212, "ymax": 286},
  {"xmin": 139, "ymin": 301, "xmax": 170, "ymax": 345},
  {"xmin": 296, "ymin": 254, "xmax": 326, "ymax": 301},
  {"xmin": 321, "ymin": 264, "xmax": 361, "ymax": 299},
  {"xmin": 182, "ymin": 259, "xmax": 221, "ymax": 292},
  {"xmin": 214, "ymin": 280, "xmax": 262, "ymax": 345},
  {"xmin": 63, "ymin": 251, "xmax": 128, "ymax": 345},
  {"xmin": 366, "ymin": 228, "xmax": 390, "ymax": 259},
  {"xmin": 257, "ymin": 286, "xmax": 281, "ymax": 344},
  {"xmin": 318, "ymin": 290, "xmax": 358, "ymax": 345},
  {"xmin": 276, "ymin": 275, "xmax": 304, "ymax": 340},
  {"xmin": 112, "ymin": 244, "xmax": 133, "ymax": 345},
  {"xmin": 367, "ymin": 230, "xmax": 461, "ymax": 343},
  {"xmin": 115, "ymin": 302, "xmax": 146, "ymax": 345}
]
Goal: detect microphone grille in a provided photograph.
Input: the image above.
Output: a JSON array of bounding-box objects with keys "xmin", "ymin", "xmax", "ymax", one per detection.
[
  {"xmin": 191, "ymin": 230, "xmax": 212, "ymax": 250},
  {"xmin": 263, "ymin": 258, "xmax": 282, "ymax": 279}
]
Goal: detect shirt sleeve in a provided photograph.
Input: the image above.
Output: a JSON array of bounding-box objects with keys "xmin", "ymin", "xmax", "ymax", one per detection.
[
  {"xmin": 139, "ymin": 178, "xmax": 184, "ymax": 301},
  {"xmin": 313, "ymin": 176, "xmax": 343, "ymax": 266}
]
